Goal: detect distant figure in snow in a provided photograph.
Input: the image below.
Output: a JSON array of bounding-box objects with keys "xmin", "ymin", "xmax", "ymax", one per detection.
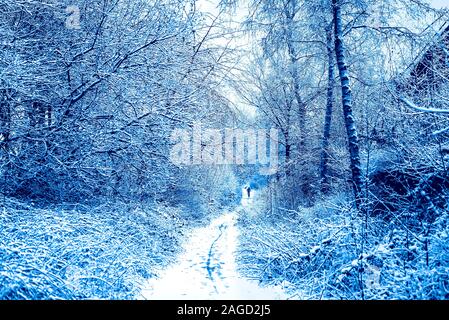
[{"xmin": 246, "ymin": 186, "xmax": 251, "ymax": 198}]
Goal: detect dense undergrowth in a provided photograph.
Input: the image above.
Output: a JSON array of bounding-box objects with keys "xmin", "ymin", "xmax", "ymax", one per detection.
[
  {"xmin": 237, "ymin": 193, "xmax": 449, "ymax": 299},
  {"xmin": 0, "ymin": 198, "xmax": 194, "ymax": 300}
]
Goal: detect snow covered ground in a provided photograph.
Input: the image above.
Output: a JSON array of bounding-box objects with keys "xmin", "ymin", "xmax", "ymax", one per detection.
[{"xmin": 140, "ymin": 202, "xmax": 289, "ymax": 300}]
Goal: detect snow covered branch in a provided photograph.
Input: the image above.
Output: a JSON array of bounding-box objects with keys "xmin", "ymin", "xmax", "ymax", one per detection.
[{"xmin": 399, "ymin": 96, "xmax": 449, "ymax": 114}]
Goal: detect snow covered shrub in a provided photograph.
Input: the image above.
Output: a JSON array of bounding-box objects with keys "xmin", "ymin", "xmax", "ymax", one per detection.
[
  {"xmin": 237, "ymin": 193, "xmax": 449, "ymax": 300},
  {"xmin": 237, "ymin": 200, "xmax": 362, "ymax": 298},
  {"xmin": 0, "ymin": 199, "xmax": 186, "ymax": 299}
]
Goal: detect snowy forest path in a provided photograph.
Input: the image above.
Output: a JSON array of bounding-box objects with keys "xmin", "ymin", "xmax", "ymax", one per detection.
[{"xmin": 140, "ymin": 209, "xmax": 288, "ymax": 299}]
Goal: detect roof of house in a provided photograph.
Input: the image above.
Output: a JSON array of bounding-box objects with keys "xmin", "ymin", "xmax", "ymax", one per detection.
[{"xmin": 403, "ymin": 19, "xmax": 449, "ymax": 88}]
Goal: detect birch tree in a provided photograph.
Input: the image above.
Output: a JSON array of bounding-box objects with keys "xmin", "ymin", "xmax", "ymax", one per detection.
[
  {"xmin": 331, "ymin": 0, "xmax": 364, "ymax": 208},
  {"xmin": 319, "ymin": 23, "xmax": 335, "ymax": 194}
]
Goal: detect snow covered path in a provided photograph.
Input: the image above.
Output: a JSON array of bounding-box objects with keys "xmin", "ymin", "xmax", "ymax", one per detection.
[{"xmin": 140, "ymin": 209, "xmax": 288, "ymax": 300}]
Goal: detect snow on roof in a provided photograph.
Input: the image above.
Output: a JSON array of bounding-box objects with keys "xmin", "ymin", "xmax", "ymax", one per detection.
[{"xmin": 403, "ymin": 19, "xmax": 449, "ymax": 79}]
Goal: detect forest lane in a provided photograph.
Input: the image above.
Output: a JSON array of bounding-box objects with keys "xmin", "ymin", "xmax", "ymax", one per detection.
[{"xmin": 140, "ymin": 210, "xmax": 287, "ymax": 299}]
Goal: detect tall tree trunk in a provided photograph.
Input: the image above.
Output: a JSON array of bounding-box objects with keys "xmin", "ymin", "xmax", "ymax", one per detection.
[
  {"xmin": 283, "ymin": 0, "xmax": 312, "ymax": 204},
  {"xmin": 284, "ymin": 1, "xmax": 306, "ymax": 152},
  {"xmin": 332, "ymin": 0, "xmax": 364, "ymax": 209},
  {"xmin": 285, "ymin": 132, "xmax": 291, "ymax": 176},
  {"xmin": 0, "ymin": 89, "xmax": 11, "ymax": 196},
  {"xmin": 320, "ymin": 24, "xmax": 335, "ymax": 194},
  {"xmin": 0, "ymin": 90, "xmax": 11, "ymax": 150}
]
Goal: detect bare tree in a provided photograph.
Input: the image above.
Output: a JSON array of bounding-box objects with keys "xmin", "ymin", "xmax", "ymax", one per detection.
[{"xmin": 319, "ymin": 23, "xmax": 336, "ymax": 194}]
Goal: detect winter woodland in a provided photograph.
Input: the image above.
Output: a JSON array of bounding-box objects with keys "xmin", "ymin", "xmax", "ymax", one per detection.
[{"xmin": 1, "ymin": 0, "xmax": 449, "ymax": 300}]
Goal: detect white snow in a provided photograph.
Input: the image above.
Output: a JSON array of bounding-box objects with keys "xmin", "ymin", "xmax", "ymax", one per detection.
[{"xmin": 140, "ymin": 210, "xmax": 289, "ymax": 300}]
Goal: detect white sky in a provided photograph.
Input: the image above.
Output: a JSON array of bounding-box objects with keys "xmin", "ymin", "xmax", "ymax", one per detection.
[
  {"xmin": 196, "ymin": 0, "xmax": 449, "ymax": 119},
  {"xmin": 196, "ymin": 0, "xmax": 257, "ymax": 119},
  {"xmin": 429, "ymin": 0, "xmax": 449, "ymax": 9}
]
